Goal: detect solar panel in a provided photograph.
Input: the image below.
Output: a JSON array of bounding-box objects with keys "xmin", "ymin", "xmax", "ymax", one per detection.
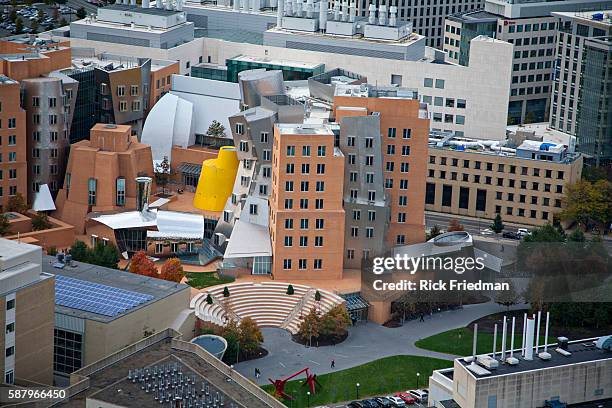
[{"xmin": 55, "ymin": 275, "xmax": 155, "ymax": 317}]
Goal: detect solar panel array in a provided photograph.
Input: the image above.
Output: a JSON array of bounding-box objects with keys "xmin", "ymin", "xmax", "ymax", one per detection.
[{"xmin": 55, "ymin": 275, "xmax": 154, "ymax": 317}]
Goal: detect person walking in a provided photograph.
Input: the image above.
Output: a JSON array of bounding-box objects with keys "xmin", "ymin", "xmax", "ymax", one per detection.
[
  {"xmin": 255, "ymin": 368, "xmax": 261, "ymax": 378},
  {"xmin": 330, "ymin": 359, "xmax": 335, "ymax": 369},
  {"xmin": 420, "ymin": 313, "xmax": 425, "ymax": 322}
]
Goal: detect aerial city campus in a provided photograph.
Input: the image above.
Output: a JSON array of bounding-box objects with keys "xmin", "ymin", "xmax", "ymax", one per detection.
[{"xmin": 0, "ymin": 0, "xmax": 611, "ymax": 407}]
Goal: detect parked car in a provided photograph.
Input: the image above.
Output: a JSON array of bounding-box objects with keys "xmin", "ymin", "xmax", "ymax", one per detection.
[
  {"xmin": 480, "ymin": 228, "xmax": 495, "ymax": 235},
  {"xmin": 394, "ymin": 392, "xmax": 416, "ymax": 404},
  {"xmin": 361, "ymin": 400, "xmax": 382, "ymax": 408},
  {"xmin": 517, "ymin": 228, "xmax": 531, "ymax": 238},
  {"xmin": 407, "ymin": 389, "xmax": 428, "ymax": 403},
  {"xmin": 347, "ymin": 402, "xmax": 366, "ymax": 408},
  {"xmin": 385, "ymin": 396, "xmax": 406, "ymax": 407},
  {"xmin": 374, "ymin": 397, "xmax": 394, "ymax": 407},
  {"xmin": 502, "ymin": 231, "xmax": 520, "ymax": 240}
]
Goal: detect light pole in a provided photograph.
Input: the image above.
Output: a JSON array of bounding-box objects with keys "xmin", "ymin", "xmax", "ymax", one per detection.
[
  {"xmin": 306, "ymin": 391, "xmax": 310, "ymax": 407},
  {"xmin": 416, "ymin": 372, "xmax": 420, "ymax": 389},
  {"xmin": 356, "ymin": 383, "xmax": 360, "ymax": 399}
]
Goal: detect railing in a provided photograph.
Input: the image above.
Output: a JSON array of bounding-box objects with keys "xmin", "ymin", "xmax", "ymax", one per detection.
[
  {"xmin": 217, "ymin": 296, "xmax": 242, "ymax": 323},
  {"xmin": 170, "ymin": 339, "xmax": 285, "ymax": 408},
  {"xmin": 280, "ymin": 288, "xmax": 315, "ymax": 331}
]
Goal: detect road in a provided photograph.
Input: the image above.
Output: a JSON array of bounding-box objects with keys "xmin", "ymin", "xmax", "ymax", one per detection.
[{"xmin": 66, "ymin": 0, "xmax": 98, "ymax": 15}]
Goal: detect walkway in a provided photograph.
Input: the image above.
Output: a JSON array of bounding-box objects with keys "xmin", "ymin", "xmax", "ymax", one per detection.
[{"xmin": 235, "ymin": 301, "xmax": 527, "ymax": 384}]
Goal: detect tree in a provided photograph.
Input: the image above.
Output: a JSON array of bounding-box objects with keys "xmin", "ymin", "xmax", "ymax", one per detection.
[
  {"xmin": 223, "ymin": 286, "xmax": 230, "ymax": 297},
  {"xmin": 129, "ymin": 250, "xmax": 158, "ymax": 278},
  {"xmin": 31, "ymin": 212, "xmax": 52, "ymax": 231},
  {"xmin": 30, "ymin": 19, "xmax": 39, "ymax": 33},
  {"xmin": 0, "ymin": 214, "xmax": 11, "ymax": 236},
  {"xmin": 15, "ymin": 17, "xmax": 23, "ymax": 34},
  {"xmin": 76, "ymin": 6, "xmax": 86, "ymax": 19},
  {"xmin": 154, "ymin": 156, "xmax": 172, "ymax": 195},
  {"xmin": 567, "ymin": 229, "xmax": 585, "ymax": 242},
  {"xmin": 6, "ymin": 193, "xmax": 28, "ymax": 213},
  {"xmin": 37, "ymin": 9, "xmax": 44, "ymax": 20},
  {"xmin": 238, "ymin": 317, "xmax": 263, "ymax": 355},
  {"xmin": 320, "ymin": 305, "xmax": 351, "ymax": 339},
  {"xmin": 447, "ymin": 219, "xmax": 464, "ymax": 232},
  {"xmin": 495, "ymin": 279, "xmax": 520, "ymax": 310},
  {"xmin": 491, "ymin": 214, "xmax": 504, "ymax": 234},
  {"xmin": 523, "ymin": 224, "xmax": 566, "ymax": 243},
  {"xmin": 206, "ymin": 120, "xmax": 226, "ymax": 139},
  {"xmin": 160, "ymin": 258, "xmax": 184, "ymax": 282},
  {"xmin": 314, "ymin": 290, "xmax": 321, "ymax": 302},
  {"xmin": 426, "ymin": 225, "xmax": 442, "ymax": 240},
  {"xmin": 560, "ymin": 180, "xmax": 612, "ymax": 231},
  {"xmin": 70, "ymin": 240, "xmax": 89, "ymax": 262},
  {"xmin": 206, "ymin": 293, "xmax": 213, "ymax": 304},
  {"xmin": 286, "ymin": 284, "xmax": 294, "ymax": 295},
  {"xmin": 89, "ymin": 243, "xmax": 120, "ymax": 269},
  {"xmin": 297, "ymin": 308, "xmax": 320, "ymax": 345},
  {"xmin": 9, "ymin": 9, "xmax": 16, "ymax": 23},
  {"xmin": 59, "ymin": 17, "xmax": 68, "ymax": 27},
  {"xmin": 47, "ymin": 246, "xmax": 58, "ymax": 256}
]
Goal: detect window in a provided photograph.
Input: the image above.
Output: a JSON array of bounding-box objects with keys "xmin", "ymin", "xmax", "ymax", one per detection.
[
  {"xmin": 284, "ymin": 236, "xmax": 293, "ymax": 247},
  {"xmin": 285, "ymin": 219, "xmax": 293, "ymax": 229},
  {"xmin": 302, "ymin": 145, "xmax": 311, "ymax": 156},
  {"xmin": 403, "ymin": 128, "xmax": 411, "ymax": 139},
  {"xmin": 235, "ymin": 123, "xmax": 244, "ymax": 135},
  {"xmin": 300, "ymin": 198, "xmax": 308, "ymax": 209},
  {"xmin": 284, "ymin": 199, "xmax": 293, "ymax": 209},
  {"xmin": 435, "ymin": 79, "xmax": 445, "ymax": 89},
  {"xmin": 117, "ymin": 85, "xmax": 125, "ymax": 97},
  {"xmin": 316, "ymin": 181, "xmax": 324, "ymax": 192},
  {"xmin": 5, "ymin": 346, "xmax": 14, "ymax": 357},
  {"xmin": 287, "ymin": 145, "xmax": 296, "ymax": 156},
  {"xmin": 317, "ymin": 145, "xmax": 326, "ymax": 157},
  {"xmin": 298, "ymin": 259, "xmax": 307, "ymax": 270},
  {"xmin": 249, "ymin": 204, "xmax": 258, "ymax": 215},
  {"xmin": 130, "ymin": 85, "xmax": 139, "ymax": 96},
  {"xmin": 260, "ymin": 132, "xmax": 269, "ymax": 143},
  {"xmin": 239, "ymin": 140, "xmax": 249, "ymax": 152},
  {"xmin": 8, "ymin": 118, "xmax": 16, "ymax": 128},
  {"xmin": 317, "ymin": 164, "xmax": 325, "ymax": 174},
  {"xmin": 285, "ymin": 181, "xmax": 294, "ymax": 192},
  {"xmin": 301, "ymin": 218, "xmax": 309, "ymax": 229},
  {"xmin": 283, "ymin": 259, "xmax": 292, "ymax": 269},
  {"xmin": 116, "ymin": 178, "xmax": 126, "ymax": 206},
  {"xmin": 315, "ymin": 218, "xmax": 324, "ymax": 229},
  {"xmin": 32, "ymin": 96, "xmax": 40, "ymax": 107},
  {"xmin": 5, "ymin": 370, "xmax": 13, "ymax": 385},
  {"xmin": 286, "ymin": 163, "xmax": 294, "ymax": 174},
  {"xmin": 132, "ymin": 100, "xmax": 141, "ymax": 112},
  {"xmin": 119, "ymin": 101, "xmax": 127, "ymax": 112},
  {"xmin": 301, "ymin": 163, "xmax": 310, "ymax": 174},
  {"xmin": 424, "ymin": 78, "xmax": 434, "ymax": 87},
  {"xmin": 314, "ymin": 259, "xmax": 322, "ymax": 269},
  {"xmin": 88, "ymin": 178, "xmax": 97, "ymax": 205},
  {"xmin": 6, "ymin": 299, "xmax": 15, "ymax": 310},
  {"xmin": 300, "ymin": 181, "xmax": 309, "ymax": 192},
  {"xmin": 401, "ymin": 146, "xmax": 410, "ymax": 156},
  {"xmin": 315, "ymin": 199, "xmax": 324, "ymax": 209},
  {"xmin": 315, "ymin": 236, "xmax": 323, "ymax": 247},
  {"xmin": 366, "ymin": 227, "xmax": 374, "ymax": 238},
  {"xmin": 388, "ymin": 128, "xmax": 397, "ymax": 138}
]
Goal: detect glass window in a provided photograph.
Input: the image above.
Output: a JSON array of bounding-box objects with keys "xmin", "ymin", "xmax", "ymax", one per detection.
[
  {"xmin": 424, "ymin": 78, "xmax": 434, "ymax": 87},
  {"xmin": 435, "ymin": 79, "xmax": 445, "ymax": 89},
  {"xmin": 116, "ymin": 178, "xmax": 126, "ymax": 206},
  {"xmin": 88, "ymin": 178, "xmax": 97, "ymax": 206}
]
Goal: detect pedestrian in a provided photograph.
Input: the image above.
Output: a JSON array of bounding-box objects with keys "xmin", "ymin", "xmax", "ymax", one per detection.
[
  {"xmin": 255, "ymin": 368, "xmax": 260, "ymax": 378},
  {"xmin": 331, "ymin": 359, "xmax": 335, "ymax": 369},
  {"xmin": 420, "ymin": 313, "xmax": 424, "ymax": 322}
]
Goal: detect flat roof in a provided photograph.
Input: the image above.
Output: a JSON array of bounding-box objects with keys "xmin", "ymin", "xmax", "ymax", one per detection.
[
  {"xmin": 276, "ymin": 123, "xmax": 333, "ymax": 135},
  {"xmin": 42, "ymin": 255, "xmax": 189, "ymax": 323},
  {"xmin": 0, "ymin": 74, "xmax": 18, "ymax": 84},
  {"xmin": 104, "ymin": 4, "xmax": 184, "ymax": 16},
  {"xmin": 458, "ymin": 339, "xmax": 612, "ymax": 379},
  {"xmin": 230, "ymin": 54, "xmax": 324, "ymax": 69},
  {"xmin": 449, "ymin": 9, "xmax": 498, "ymax": 23},
  {"xmin": 552, "ymin": 10, "xmax": 612, "ymax": 26},
  {"xmin": 266, "ymin": 26, "xmax": 425, "ymax": 46},
  {"xmin": 0, "ymin": 239, "xmax": 40, "ymax": 262}
]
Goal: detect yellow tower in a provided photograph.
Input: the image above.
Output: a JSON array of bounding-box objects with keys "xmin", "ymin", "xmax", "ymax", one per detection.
[{"xmin": 193, "ymin": 146, "xmax": 239, "ymax": 212}]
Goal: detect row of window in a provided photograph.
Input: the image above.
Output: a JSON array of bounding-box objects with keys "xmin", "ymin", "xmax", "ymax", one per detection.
[
  {"xmin": 0, "ymin": 186, "xmax": 18, "ymax": 196},
  {"xmin": 508, "ymin": 36, "xmax": 555, "ymax": 47},
  {"xmin": 0, "ymin": 135, "xmax": 16, "ymax": 146},
  {"xmin": 507, "ymin": 22, "xmax": 555, "ymax": 34},
  {"xmin": 101, "ymin": 84, "xmax": 141, "ymax": 97},
  {"xmin": 512, "ymin": 73, "xmax": 551, "ymax": 84},
  {"xmin": 32, "ymin": 148, "xmax": 59, "ymax": 158},
  {"xmin": 155, "ymin": 75, "xmax": 172, "ymax": 90},
  {"xmin": 428, "ymin": 156, "xmax": 566, "ymax": 179},
  {"xmin": 283, "ymin": 235, "xmax": 325, "ymax": 247},
  {"xmin": 282, "ymin": 198, "xmax": 326, "ymax": 210},
  {"xmin": 0, "ymin": 151, "xmax": 17, "ymax": 162},
  {"xmin": 284, "ymin": 180, "xmax": 325, "ymax": 192},
  {"xmin": 513, "ymin": 60, "xmax": 553, "ymax": 72},
  {"xmin": 0, "ymin": 118, "xmax": 17, "ymax": 129},
  {"xmin": 80, "ymin": 177, "xmax": 127, "ymax": 206},
  {"xmin": 284, "ymin": 163, "xmax": 326, "ymax": 175},
  {"xmin": 118, "ymin": 100, "xmax": 142, "ymax": 113},
  {"xmin": 31, "ymin": 95, "xmax": 71, "ymax": 108},
  {"xmin": 283, "ymin": 218, "xmax": 325, "ymax": 229},
  {"xmin": 513, "ymin": 48, "xmax": 554, "ymax": 60},
  {"xmin": 428, "ymin": 170, "xmax": 564, "ymax": 193},
  {"xmin": 422, "ymin": 96, "xmax": 467, "ymax": 109},
  {"xmin": 510, "ymin": 85, "xmax": 549, "ymax": 97},
  {"xmin": 282, "ymin": 258, "xmax": 323, "ymax": 270}
]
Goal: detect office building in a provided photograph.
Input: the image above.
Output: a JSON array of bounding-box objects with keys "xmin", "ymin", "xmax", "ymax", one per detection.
[
  {"xmin": 269, "ymin": 123, "xmax": 346, "ymax": 280},
  {"xmin": 444, "ymin": 0, "xmax": 612, "ymax": 125},
  {"xmin": 54, "ymin": 124, "xmax": 154, "ymax": 233},
  {"xmin": 425, "ymin": 133, "xmax": 583, "ymax": 227},
  {"xmin": 0, "ymin": 76, "xmax": 27, "ymax": 212},
  {"xmin": 70, "ymin": 3, "xmax": 195, "ymax": 50},
  {"xmin": 41, "ymin": 255, "xmax": 190, "ymax": 384},
  {"xmin": 0, "ymin": 239, "xmax": 55, "ymax": 385},
  {"xmin": 56, "ymin": 328, "xmax": 284, "ymax": 407},
  {"xmin": 550, "ymin": 11, "xmax": 612, "ymax": 165},
  {"xmin": 429, "ymin": 329, "xmax": 612, "ymax": 408}
]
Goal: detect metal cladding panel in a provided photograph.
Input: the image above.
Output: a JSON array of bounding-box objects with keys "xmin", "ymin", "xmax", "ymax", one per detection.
[
  {"xmin": 55, "ymin": 313, "xmax": 85, "ymax": 333},
  {"xmin": 238, "ymin": 70, "xmax": 285, "ymax": 108}
]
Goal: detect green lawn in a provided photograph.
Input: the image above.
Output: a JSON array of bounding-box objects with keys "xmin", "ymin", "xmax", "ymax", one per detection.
[
  {"xmin": 185, "ymin": 272, "xmax": 234, "ymax": 289},
  {"xmin": 415, "ymin": 327, "xmax": 555, "ymax": 357},
  {"xmin": 261, "ymin": 355, "xmax": 452, "ymax": 407}
]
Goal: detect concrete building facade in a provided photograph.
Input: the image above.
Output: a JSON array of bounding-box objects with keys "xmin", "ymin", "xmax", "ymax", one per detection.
[
  {"xmin": 269, "ymin": 124, "xmax": 345, "ymax": 280},
  {"xmin": 425, "ymin": 135, "xmax": 583, "ymax": 227},
  {"xmin": 0, "ymin": 239, "xmax": 54, "ymax": 386}
]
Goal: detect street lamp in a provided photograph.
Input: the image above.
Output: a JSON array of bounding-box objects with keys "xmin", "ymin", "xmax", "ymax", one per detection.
[
  {"xmin": 416, "ymin": 372, "xmax": 420, "ymax": 389},
  {"xmin": 356, "ymin": 383, "xmax": 360, "ymax": 399},
  {"xmin": 306, "ymin": 391, "xmax": 311, "ymax": 407}
]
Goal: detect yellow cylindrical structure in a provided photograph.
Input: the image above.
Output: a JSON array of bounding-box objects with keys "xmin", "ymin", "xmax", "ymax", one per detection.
[{"xmin": 193, "ymin": 146, "xmax": 239, "ymax": 212}]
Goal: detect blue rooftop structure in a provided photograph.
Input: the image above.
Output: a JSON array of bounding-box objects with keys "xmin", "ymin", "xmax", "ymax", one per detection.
[{"xmin": 55, "ymin": 275, "xmax": 154, "ymax": 317}]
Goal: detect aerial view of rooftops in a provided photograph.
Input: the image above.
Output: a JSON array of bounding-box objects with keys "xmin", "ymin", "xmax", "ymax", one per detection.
[{"xmin": 0, "ymin": 0, "xmax": 611, "ymax": 407}]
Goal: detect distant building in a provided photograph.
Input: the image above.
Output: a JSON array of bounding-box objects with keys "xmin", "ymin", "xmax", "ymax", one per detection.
[
  {"xmin": 0, "ymin": 76, "xmax": 27, "ymax": 211},
  {"xmin": 425, "ymin": 133, "xmax": 583, "ymax": 227},
  {"xmin": 0, "ymin": 239, "xmax": 55, "ymax": 385},
  {"xmin": 41, "ymin": 255, "xmax": 190, "ymax": 384},
  {"xmin": 444, "ymin": 0, "xmax": 612, "ymax": 125},
  {"xmin": 54, "ymin": 124, "xmax": 155, "ymax": 233},
  {"xmin": 428, "ymin": 331, "xmax": 612, "ymax": 407},
  {"xmin": 550, "ymin": 10, "xmax": 612, "ymax": 165},
  {"xmin": 56, "ymin": 328, "xmax": 284, "ymax": 407}
]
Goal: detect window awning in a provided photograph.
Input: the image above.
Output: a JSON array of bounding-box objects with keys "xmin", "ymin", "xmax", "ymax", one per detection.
[
  {"xmin": 342, "ymin": 293, "xmax": 369, "ymax": 311},
  {"xmin": 177, "ymin": 162, "xmax": 202, "ymax": 176}
]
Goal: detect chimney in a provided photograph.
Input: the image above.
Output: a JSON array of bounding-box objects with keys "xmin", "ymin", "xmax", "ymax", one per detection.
[
  {"xmin": 472, "ymin": 323, "xmax": 478, "ymax": 360},
  {"xmin": 135, "ymin": 177, "xmax": 152, "ymax": 212},
  {"xmin": 525, "ymin": 317, "xmax": 535, "ymax": 360},
  {"xmin": 306, "ymin": 0, "xmax": 313, "ymax": 17},
  {"xmin": 349, "ymin": 1, "xmax": 355, "ymax": 22},
  {"xmin": 521, "ymin": 312, "xmax": 527, "ymax": 357},
  {"xmin": 389, "ymin": 5, "xmax": 397, "ymax": 26},
  {"xmin": 319, "ymin": 0, "xmax": 328, "ymax": 30},
  {"xmin": 501, "ymin": 316, "xmax": 507, "ymax": 360},
  {"xmin": 543, "ymin": 311, "xmax": 550, "ymax": 353},
  {"xmin": 341, "ymin": 0, "xmax": 348, "ymax": 21},
  {"xmin": 492, "ymin": 323, "xmax": 497, "ymax": 359},
  {"xmin": 378, "ymin": 2, "xmax": 387, "ymax": 25},
  {"xmin": 368, "ymin": 3, "xmax": 376, "ymax": 24},
  {"xmin": 277, "ymin": 0, "xmax": 284, "ymax": 27},
  {"xmin": 535, "ymin": 310, "xmax": 542, "ymax": 354},
  {"xmin": 510, "ymin": 316, "xmax": 516, "ymax": 358},
  {"xmin": 165, "ymin": 0, "xmax": 173, "ymax": 10}
]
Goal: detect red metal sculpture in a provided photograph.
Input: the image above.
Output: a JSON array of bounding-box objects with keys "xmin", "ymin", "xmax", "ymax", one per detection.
[{"xmin": 269, "ymin": 367, "xmax": 321, "ymax": 400}]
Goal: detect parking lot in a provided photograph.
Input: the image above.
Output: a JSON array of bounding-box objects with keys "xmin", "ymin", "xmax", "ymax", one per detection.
[{"xmin": 0, "ymin": 2, "xmax": 77, "ymax": 36}]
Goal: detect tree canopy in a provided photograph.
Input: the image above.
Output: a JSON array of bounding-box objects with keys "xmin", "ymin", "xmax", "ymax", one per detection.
[
  {"xmin": 160, "ymin": 258, "xmax": 184, "ymax": 282},
  {"xmin": 129, "ymin": 250, "xmax": 158, "ymax": 278},
  {"xmin": 560, "ymin": 180, "xmax": 611, "ymax": 231}
]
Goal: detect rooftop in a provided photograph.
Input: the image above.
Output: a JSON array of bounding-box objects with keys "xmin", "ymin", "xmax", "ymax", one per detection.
[
  {"xmin": 458, "ymin": 338, "xmax": 612, "ymax": 379},
  {"xmin": 104, "ymin": 3, "xmax": 185, "ymax": 16},
  {"xmin": 553, "ymin": 10, "xmax": 612, "ymax": 26},
  {"xmin": 449, "ymin": 9, "xmax": 498, "ymax": 23},
  {"xmin": 68, "ymin": 49, "xmax": 177, "ymax": 72},
  {"xmin": 266, "ymin": 25, "xmax": 425, "ymax": 46},
  {"xmin": 42, "ymin": 255, "xmax": 189, "ymax": 323},
  {"xmin": 276, "ymin": 123, "xmax": 333, "ymax": 135},
  {"xmin": 0, "ymin": 239, "xmax": 41, "ymax": 263},
  {"xmin": 230, "ymin": 54, "xmax": 324, "ymax": 69},
  {"xmin": 0, "ymin": 74, "xmax": 17, "ymax": 84}
]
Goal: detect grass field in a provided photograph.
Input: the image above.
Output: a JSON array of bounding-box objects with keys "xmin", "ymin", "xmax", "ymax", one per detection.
[
  {"xmin": 261, "ymin": 355, "xmax": 453, "ymax": 407},
  {"xmin": 185, "ymin": 272, "xmax": 234, "ymax": 289},
  {"xmin": 415, "ymin": 327, "xmax": 555, "ymax": 356}
]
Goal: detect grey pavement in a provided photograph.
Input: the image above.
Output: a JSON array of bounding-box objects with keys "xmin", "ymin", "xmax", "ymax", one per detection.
[{"xmin": 235, "ymin": 301, "xmax": 527, "ymax": 384}]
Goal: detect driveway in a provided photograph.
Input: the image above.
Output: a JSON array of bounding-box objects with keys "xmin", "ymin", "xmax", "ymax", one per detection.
[{"xmin": 235, "ymin": 301, "xmax": 527, "ymax": 384}]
